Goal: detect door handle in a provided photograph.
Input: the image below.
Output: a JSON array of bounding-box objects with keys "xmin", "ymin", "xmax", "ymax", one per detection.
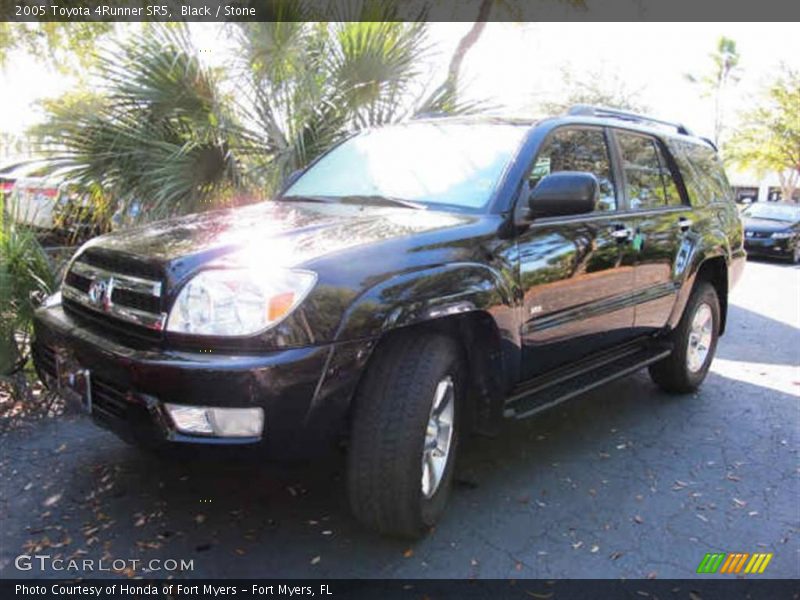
[
  {"xmin": 611, "ymin": 226, "xmax": 633, "ymax": 242},
  {"xmin": 678, "ymin": 217, "xmax": 693, "ymax": 232}
]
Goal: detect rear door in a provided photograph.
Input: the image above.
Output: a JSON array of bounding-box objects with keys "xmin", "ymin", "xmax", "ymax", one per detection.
[
  {"xmin": 610, "ymin": 129, "xmax": 695, "ymax": 332},
  {"xmin": 517, "ymin": 126, "xmax": 639, "ymax": 380}
]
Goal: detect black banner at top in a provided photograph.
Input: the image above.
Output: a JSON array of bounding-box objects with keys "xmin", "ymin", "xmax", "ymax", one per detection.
[{"xmin": 2, "ymin": 0, "xmax": 800, "ymax": 23}]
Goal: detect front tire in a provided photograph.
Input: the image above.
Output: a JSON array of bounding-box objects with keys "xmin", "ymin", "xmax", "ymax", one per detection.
[
  {"xmin": 347, "ymin": 332, "xmax": 464, "ymax": 538},
  {"xmin": 649, "ymin": 281, "xmax": 720, "ymax": 393}
]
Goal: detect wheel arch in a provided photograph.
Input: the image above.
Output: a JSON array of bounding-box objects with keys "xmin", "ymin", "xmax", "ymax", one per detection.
[
  {"xmin": 342, "ymin": 309, "xmax": 511, "ymax": 438},
  {"xmin": 695, "ymin": 256, "xmax": 729, "ymax": 335},
  {"xmin": 670, "ymin": 252, "xmax": 729, "ymax": 336}
]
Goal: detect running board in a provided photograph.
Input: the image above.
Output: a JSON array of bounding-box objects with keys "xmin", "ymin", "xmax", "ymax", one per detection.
[{"xmin": 504, "ymin": 340, "xmax": 672, "ymax": 420}]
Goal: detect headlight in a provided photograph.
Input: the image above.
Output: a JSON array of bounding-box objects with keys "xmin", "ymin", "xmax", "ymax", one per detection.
[
  {"xmin": 771, "ymin": 231, "xmax": 793, "ymax": 239},
  {"xmin": 166, "ymin": 268, "xmax": 316, "ymax": 336}
]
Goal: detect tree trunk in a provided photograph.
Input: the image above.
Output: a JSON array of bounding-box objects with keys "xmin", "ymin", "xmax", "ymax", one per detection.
[
  {"xmin": 778, "ymin": 170, "xmax": 799, "ymax": 203},
  {"xmin": 445, "ymin": 0, "xmax": 493, "ymax": 95},
  {"xmin": 417, "ymin": 0, "xmax": 493, "ymax": 114}
]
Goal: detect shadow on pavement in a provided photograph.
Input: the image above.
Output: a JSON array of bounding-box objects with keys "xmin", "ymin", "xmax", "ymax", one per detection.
[
  {"xmin": 2, "ymin": 363, "xmax": 797, "ymax": 578},
  {"xmin": 716, "ymin": 304, "xmax": 800, "ymax": 366}
]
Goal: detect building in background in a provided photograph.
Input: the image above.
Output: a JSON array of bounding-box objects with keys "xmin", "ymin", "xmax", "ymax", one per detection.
[{"xmin": 728, "ymin": 168, "xmax": 800, "ymax": 204}]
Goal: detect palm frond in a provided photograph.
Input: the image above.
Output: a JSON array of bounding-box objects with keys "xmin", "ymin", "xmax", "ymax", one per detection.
[
  {"xmin": 34, "ymin": 16, "xmax": 491, "ymax": 222},
  {"xmin": 0, "ymin": 197, "xmax": 54, "ymax": 375},
  {"xmin": 35, "ymin": 23, "xmax": 239, "ymax": 221}
]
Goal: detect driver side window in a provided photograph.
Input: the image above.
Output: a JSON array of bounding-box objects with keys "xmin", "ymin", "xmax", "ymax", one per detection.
[{"xmin": 528, "ymin": 127, "xmax": 618, "ymax": 211}]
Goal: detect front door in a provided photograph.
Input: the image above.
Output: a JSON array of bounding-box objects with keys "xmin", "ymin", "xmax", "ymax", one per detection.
[{"xmin": 517, "ymin": 126, "xmax": 638, "ymax": 380}]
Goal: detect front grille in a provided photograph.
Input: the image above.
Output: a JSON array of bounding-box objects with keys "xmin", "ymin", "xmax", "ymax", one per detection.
[
  {"xmin": 92, "ymin": 376, "xmax": 130, "ymax": 419},
  {"xmin": 33, "ymin": 344, "xmax": 57, "ymax": 379},
  {"xmin": 110, "ymin": 287, "xmax": 161, "ymax": 314},
  {"xmin": 746, "ymin": 231, "xmax": 772, "ymax": 239},
  {"xmin": 62, "ymin": 250, "xmax": 167, "ymax": 339},
  {"xmin": 34, "ymin": 343, "xmax": 140, "ymax": 423},
  {"xmin": 63, "ymin": 300, "xmax": 164, "ymax": 343},
  {"xmin": 80, "ymin": 248, "xmax": 162, "ymax": 280}
]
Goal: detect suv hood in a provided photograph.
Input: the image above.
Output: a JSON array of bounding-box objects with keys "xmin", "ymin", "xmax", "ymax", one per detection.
[
  {"xmin": 742, "ymin": 217, "xmax": 796, "ymax": 233},
  {"xmin": 82, "ymin": 200, "xmax": 471, "ymax": 273}
]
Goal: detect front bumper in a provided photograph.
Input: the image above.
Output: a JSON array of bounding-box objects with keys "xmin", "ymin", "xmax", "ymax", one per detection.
[
  {"xmin": 744, "ymin": 237, "xmax": 794, "ymax": 259},
  {"xmin": 32, "ymin": 303, "xmax": 375, "ymax": 457}
]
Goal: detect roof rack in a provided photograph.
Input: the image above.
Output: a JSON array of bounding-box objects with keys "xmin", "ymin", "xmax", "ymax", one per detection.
[
  {"xmin": 700, "ymin": 136, "xmax": 718, "ymax": 151},
  {"xmin": 568, "ymin": 105, "xmax": 694, "ymax": 136}
]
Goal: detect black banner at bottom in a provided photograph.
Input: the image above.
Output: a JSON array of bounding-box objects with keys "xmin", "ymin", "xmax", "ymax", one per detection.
[{"xmin": 4, "ymin": 579, "xmax": 799, "ymax": 600}]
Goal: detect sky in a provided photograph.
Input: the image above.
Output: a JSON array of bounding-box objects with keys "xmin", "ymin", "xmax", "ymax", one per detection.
[{"xmin": 1, "ymin": 22, "xmax": 798, "ymax": 145}]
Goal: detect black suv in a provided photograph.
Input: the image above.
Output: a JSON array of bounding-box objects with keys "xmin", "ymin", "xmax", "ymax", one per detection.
[{"xmin": 32, "ymin": 106, "xmax": 745, "ymax": 537}]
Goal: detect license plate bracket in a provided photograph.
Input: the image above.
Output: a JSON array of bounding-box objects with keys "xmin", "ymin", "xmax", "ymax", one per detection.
[{"xmin": 55, "ymin": 348, "xmax": 92, "ymax": 414}]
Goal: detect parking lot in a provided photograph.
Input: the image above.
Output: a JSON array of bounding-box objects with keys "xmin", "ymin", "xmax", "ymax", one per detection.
[{"xmin": 1, "ymin": 258, "xmax": 798, "ymax": 580}]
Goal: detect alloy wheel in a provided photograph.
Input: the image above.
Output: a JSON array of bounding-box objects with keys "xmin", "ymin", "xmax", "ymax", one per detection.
[
  {"xmin": 421, "ymin": 376, "xmax": 455, "ymax": 499},
  {"xmin": 686, "ymin": 302, "xmax": 714, "ymax": 372}
]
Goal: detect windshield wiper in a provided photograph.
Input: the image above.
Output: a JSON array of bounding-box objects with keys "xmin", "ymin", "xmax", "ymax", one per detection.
[
  {"xmin": 279, "ymin": 194, "xmax": 427, "ymax": 210},
  {"xmin": 339, "ymin": 195, "xmax": 427, "ymax": 210},
  {"xmin": 278, "ymin": 195, "xmax": 338, "ymax": 204}
]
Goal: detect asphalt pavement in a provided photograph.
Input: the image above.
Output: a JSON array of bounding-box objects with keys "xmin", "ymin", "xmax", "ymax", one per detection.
[{"xmin": 1, "ymin": 258, "xmax": 798, "ymax": 580}]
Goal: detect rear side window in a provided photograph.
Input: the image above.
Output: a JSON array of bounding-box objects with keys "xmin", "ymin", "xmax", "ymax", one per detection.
[
  {"xmin": 529, "ymin": 127, "xmax": 617, "ymax": 211},
  {"xmin": 667, "ymin": 139, "xmax": 732, "ymax": 205},
  {"xmin": 615, "ymin": 131, "xmax": 682, "ymax": 209}
]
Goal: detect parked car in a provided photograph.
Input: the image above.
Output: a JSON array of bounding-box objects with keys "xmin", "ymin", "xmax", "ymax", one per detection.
[
  {"xmin": 741, "ymin": 202, "xmax": 800, "ymax": 263},
  {"xmin": 6, "ymin": 175, "xmax": 62, "ymax": 230},
  {"xmin": 32, "ymin": 107, "xmax": 745, "ymax": 537},
  {"xmin": 1, "ymin": 161, "xmax": 103, "ymax": 243},
  {"xmin": 0, "ymin": 174, "xmax": 16, "ymax": 199}
]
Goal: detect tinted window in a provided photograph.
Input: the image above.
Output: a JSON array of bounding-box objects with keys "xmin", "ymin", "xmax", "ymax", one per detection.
[
  {"xmin": 616, "ymin": 132, "xmax": 681, "ymax": 210},
  {"xmin": 529, "ymin": 128, "xmax": 617, "ymax": 211},
  {"xmin": 285, "ymin": 123, "xmax": 527, "ymax": 210},
  {"xmin": 655, "ymin": 144, "xmax": 683, "ymax": 206},
  {"xmin": 667, "ymin": 139, "xmax": 732, "ymax": 205}
]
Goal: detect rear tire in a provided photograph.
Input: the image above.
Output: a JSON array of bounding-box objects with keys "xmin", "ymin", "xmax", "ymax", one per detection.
[
  {"xmin": 649, "ymin": 281, "xmax": 720, "ymax": 394},
  {"xmin": 347, "ymin": 332, "xmax": 464, "ymax": 538}
]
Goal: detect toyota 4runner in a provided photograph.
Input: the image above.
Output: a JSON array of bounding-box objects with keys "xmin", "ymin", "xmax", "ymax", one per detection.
[{"xmin": 32, "ymin": 106, "xmax": 745, "ymax": 537}]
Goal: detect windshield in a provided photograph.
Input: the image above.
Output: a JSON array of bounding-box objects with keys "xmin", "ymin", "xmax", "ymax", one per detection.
[
  {"xmin": 283, "ymin": 123, "xmax": 527, "ymax": 210},
  {"xmin": 744, "ymin": 203, "xmax": 800, "ymax": 222}
]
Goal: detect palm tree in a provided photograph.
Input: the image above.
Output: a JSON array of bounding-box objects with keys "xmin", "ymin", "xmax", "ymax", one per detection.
[
  {"xmin": 685, "ymin": 36, "xmax": 741, "ymax": 147},
  {"xmin": 0, "ymin": 198, "xmax": 54, "ymax": 375},
  {"xmin": 36, "ymin": 13, "xmax": 480, "ymax": 223}
]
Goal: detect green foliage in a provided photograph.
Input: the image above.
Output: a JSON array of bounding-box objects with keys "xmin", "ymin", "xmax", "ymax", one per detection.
[
  {"xmin": 726, "ymin": 66, "xmax": 800, "ymax": 201},
  {"xmin": 0, "ymin": 198, "xmax": 55, "ymax": 375},
  {"xmin": 34, "ymin": 18, "xmax": 485, "ymax": 223},
  {"xmin": 34, "ymin": 26, "xmax": 240, "ymax": 220},
  {"xmin": 685, "ymin": 36, "xmax": 742, "ymax": 93},
  {"xmin": 538, "ymin": 66, "xmax": 650, "ymax": 115},
  {"xmin": 685, "ymin": 36, "xmax": 741, "ymax": 145},
  {"xmin": 234, "ymin": 18, "xmax": 452, "ymax": 186},
  {"xmin": 0, "ymin": 22, "xmax": 113, "ymax": 75}
]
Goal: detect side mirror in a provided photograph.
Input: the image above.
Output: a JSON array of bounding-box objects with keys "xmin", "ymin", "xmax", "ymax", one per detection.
[{"xmin": 527, "ymin": 172, "xmax": 599, "ymax": 219}]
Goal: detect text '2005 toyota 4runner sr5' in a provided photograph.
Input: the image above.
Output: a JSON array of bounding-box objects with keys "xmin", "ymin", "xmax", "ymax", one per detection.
[{"xmin": 33, "ymin": 106, "xmax": 745, "ymax": 538}]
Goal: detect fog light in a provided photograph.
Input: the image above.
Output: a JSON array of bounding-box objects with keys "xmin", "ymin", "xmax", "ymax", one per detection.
[
  {"xmin": 164, "ymin": 404, "xmax": 264, "ymax": 438},
  {"xmin": 208, "ymin": 407, "xmax": 264, "ymax": 437}
]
